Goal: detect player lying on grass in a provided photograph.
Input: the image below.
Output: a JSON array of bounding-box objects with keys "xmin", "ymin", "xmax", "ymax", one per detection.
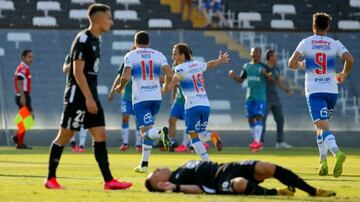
[{"xmin": 145, "ymin": 160, "xmax": 335, "ymax": 196}]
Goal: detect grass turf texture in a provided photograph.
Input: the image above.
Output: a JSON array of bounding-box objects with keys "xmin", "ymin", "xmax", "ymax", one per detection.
[{"xmin": 0, "ymin": 147, "xmax": 359, "ymax": 202}]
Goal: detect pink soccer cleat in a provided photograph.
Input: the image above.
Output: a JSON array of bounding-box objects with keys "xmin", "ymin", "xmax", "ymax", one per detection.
[
  {"xmin": 249, "ymin": 141, "xmax": 263, "ymax": 153},
  {"xmin": 175, "ymin": 144, "xmax": 188, "ymax": 152},
  {"xmin": 104, "ymin": 179, "xmax": 132, "ymax": 190},
  {"xmin": 44, "ymin": 177, "xmax": 63, "ymax": 189},
  {"xmin": 119, "ymin": 144, "xmax": 129, "ymax": 151}
]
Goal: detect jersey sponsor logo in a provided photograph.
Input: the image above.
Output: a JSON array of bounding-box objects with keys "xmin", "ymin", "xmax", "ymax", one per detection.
[
  {"xmin": 314, "ymin": 77, "xmax": 331, "ymax": 83},
  {"xmin": 140, "ymin": 84, "xmax": 158, "ymax": 91},
  {"xmin": 248, "ymin": 76, "xmax": 260, "ymax": 81}
]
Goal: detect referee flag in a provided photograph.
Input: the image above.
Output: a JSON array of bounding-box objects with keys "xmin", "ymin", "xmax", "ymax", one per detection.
[{"xmin": 14, "ymin": 106, "xmax": 35, "ymax": 134}]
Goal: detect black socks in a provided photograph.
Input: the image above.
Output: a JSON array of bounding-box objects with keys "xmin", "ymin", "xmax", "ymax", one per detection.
[
  {"xmin": 47, "ymin": 143, "xmax": 64, "ymax": 179},
  {"xmin": 93, "ymin": 141, "xmax": 113, "ymax": 182},
  {"xmin": 244, "ymin": 181, "xmax": 277, "ymax": 195}
]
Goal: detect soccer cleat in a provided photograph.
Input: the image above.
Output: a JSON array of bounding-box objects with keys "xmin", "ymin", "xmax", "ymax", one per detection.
[
  {"xmin": 249, "ymin": 141, "xmax": 263, "ymax": 153},
  {"xmin": 315, "ymin": 189, "xmax": 336, "ymax": 197},
  {"xmin": 275, "ymin": 142, "xmax": 292, "ymax": 149},
  {"xmin": 175, "ymin": 144, "xmax": 188, "ymax": 152},
  {"xmin": 210, "ymin": 131, "xmax": 223, "ymax": 151},
  {"xmin": 119, "ymin": 144, "xmax": 129, "ymax": 151},
  {"xmin": 16, "ymin": 144, "xmax": 32, "ymax": 149},
  {"xmin": 11, "ymin": 135, "xmax": 18, "ymax": 144},
  {"xmin": 277, "ymin": 187, "xmax": 295, "ymax": 196},
  {"xmin": 104, "ymin": 179, "xmax": 132, "ymax": 190},
  {"xmin": 134, "ymin": 165, "xmax": 148, "ymax": 173},
  {"xmin": 135, "ymin": 145, "xmax": 142, "ymax": 152},
  {"xmin": 318, "ymin": 160, "xmax": 328, "ymax": 176},
  {"xmin": 160, "ymin": 127, "xmax": 171, "ymax": 151},
  {"xmin": 44, "ymin": 177, "xmax": 63, "ymax": 189},
  {"xmin": 333, "ymin": 152, "xmax": 346, "ymax": 178},
  {"xmin": 77, "ymin": 145, "xmax": 86, "ymax": 152},
  {"xmin": 71, "ymin": 146, "xmax": 79, "ymax": 152}
]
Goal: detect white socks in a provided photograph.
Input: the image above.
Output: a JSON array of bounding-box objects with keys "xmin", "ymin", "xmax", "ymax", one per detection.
[
  {"xmin": 317, "ymin": 135, "xmax": 328, "ymax": 161},
  {"xmin": 122, "ymin": 127, "xmax": 129, "ymax": 145},
  {"xmin": 191, "ymin": 138, "xmax": 209, "ymax": 161},
  {"xmin": 135, "ymin": 129, "xmax": 142, "ymax": 146},
  {"xmin": 79, "ymin": 128, "xmax": 87, "ymax": 147},
  {"xmin": 199, "ymin": 131, "xmax": 211, "ymax": 142},
  {"xmin": 322, "ymin": 131, "xmax": 340, "ymax": 156}
]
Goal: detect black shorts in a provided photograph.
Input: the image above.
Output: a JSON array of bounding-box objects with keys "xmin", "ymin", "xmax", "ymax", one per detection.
[
  {"xmin": 60, "ymin": 101, "xmax": 105, "ymax": 131},
  {"xmin": 15, "ymin": 92, "xmax": 33, "ymax": 112},
  {"xmin": 215, "ymin": 160, "xmax": 260, "ymax": 194}
]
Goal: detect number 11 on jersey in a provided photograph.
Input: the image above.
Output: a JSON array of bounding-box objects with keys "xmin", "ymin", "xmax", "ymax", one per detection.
[{"xmin": 141, "ymin": 60, "xmax": 154, "ymax": 80}]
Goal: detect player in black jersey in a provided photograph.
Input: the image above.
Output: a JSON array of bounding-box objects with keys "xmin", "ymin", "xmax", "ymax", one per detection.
[
  {"xmin": 145, "ymin": 160, "xmax": 335, "ymax": 197},
  {"xmin": 44, "ymin": 4, "xmax": 132, "ymax": 190}
]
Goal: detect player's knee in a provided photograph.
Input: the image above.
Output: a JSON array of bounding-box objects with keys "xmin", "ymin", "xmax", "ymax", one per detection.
[
  {"xmin": 55, "ymin": 128, "xmax": 75, "ymax": 145},
  {"xmin": 231, "ymin": 177, "xmax": 248, "ymax": 193},
  {"xmin": 255, "ymin": 162, "xmax": 276, "ymax": 178}
]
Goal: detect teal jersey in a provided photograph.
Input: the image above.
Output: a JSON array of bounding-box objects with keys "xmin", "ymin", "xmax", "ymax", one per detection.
[
  {"xmin": 174, "ymin": 86, "xmax": 185, "ymax": 104},
  {"xmin": 118, "ymin": 63, "xmax": 132, "ymax": 101},
  {"xmin": 241, "ymin": 63, "xmax": 266, "ymax": 101}
]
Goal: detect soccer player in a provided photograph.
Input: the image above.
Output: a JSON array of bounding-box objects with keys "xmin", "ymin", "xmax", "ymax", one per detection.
[
  {"xmin": 288, "ymin": 12, "xmax": 353, "ymax": 177},
  {"xmin": 115, "ymin": 31, "xmax": 173, "ymax": 173},
  {"xmin": 44, "ymin": 4, "xmax": 132, "ymax": 190},
  {"xmin": 163, "ymin": 43, "xmax": 229, "ymax": 161},
  {"xmin": 108, "ymin": 61, "xmax": 142, "ymax": 152},
  {"xmin": 228, "ymin": 47, "xmax": 273, "ymax": 152},
  {"xmin": 145, "ymin": 159, "xmax": 336, "ymax": 197},
  {"xmin": 12, "ymin": 49, "xmax": 34, "ymax": 149},
  {"xmin": 261, "ymin": 50, "xmax": 293, "ymax": 148},
  {"xmin": 63, "ymin": 54, "xmax": 88, "ymax": 153}
]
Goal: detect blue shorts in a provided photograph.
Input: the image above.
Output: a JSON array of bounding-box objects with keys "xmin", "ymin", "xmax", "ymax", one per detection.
[
  {"xmin": 205, "ymin": 0, "xmax": 222, "ymax": 12},
  {"xmin": 169, "ymin": 102, "xmax": 185, "ymax": 120},
  {"xmin": 121, "ymin": 99, "xmax": 134, "ymax": 115},
  {"xmin": 133, "ymin": 100, "xmax": 161, "ymax": 128},
  {"xmin": 306, "ymin": 93, "xmax": 338, "ymax": 122},
  {"xmin": 185, "ymin": 106, "xmax": 210, "ymax": 133},
  {"xmin": 245, "ymin": 100, "xmax": 266, "ymax": 118}
]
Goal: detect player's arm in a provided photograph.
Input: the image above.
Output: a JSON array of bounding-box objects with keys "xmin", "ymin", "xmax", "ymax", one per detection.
[
  {"xmin": 16, "ymin": 76, "xmax": 26, "ymax": 106},
  {"xmin": 162, "ymin": 65, "xmax": 174, "ymax": 92},
  {"xmin": 73, "ymin": 59, "xmax": 97, "ymax": 114},
  {"xmin": 206, "ymin": 51, "xmax": 230, "ymax": 70},
  {"xmin": 62, "ymin": 54, "xmax": 71, "ymax": 74},
  {"xmin": 276, "ymin": 76, "xmax": 293, "ymax": 96},
  {"xmin": 157, "ymin": 181, "xmax": 203, "ymax": 194},
  {"xmin": 108, "ymin": 74, "xmax": 121, "ymax": 102},
  {"xmin": 163, "ymin": 75, "xmax": 179, "ymax": 94},
  {"xmin": 171, "ymin": 85, "xmax": 177, "ymax": 103},
  {"xmin": 288, "ymin": 51, "xmax": 304, "ymax": 70},
  {"xmin": 337, "ymin": 52, "xmax": 354, "ymax": 84},
  {"xmin": 228, "ymin": 69, "xmax": 246, "ymax": 83},
  {"xmin": 115, "ymin": 66, "xmax": 131, "ymax": 94}
]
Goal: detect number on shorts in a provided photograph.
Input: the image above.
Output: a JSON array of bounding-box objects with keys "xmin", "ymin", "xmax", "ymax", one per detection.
[{"xmin": 74, "ymin": 110, "xmax": 85, "ymax": 122}]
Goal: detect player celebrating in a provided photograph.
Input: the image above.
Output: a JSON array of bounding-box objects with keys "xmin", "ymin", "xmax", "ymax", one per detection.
[
  {"xmin": 44, "ymin": 4, "xmax": 132, "ymax": 190},
  {"xmin": 228, "ymin": 48, "xmax": 273, "ymax": 152},
  {"xmin": 145, "ymin": 159, "xmax": 336, "ymax": 197},
  {"xmin": 115, "ymin": 31, "xmax": 173, "ymax": 173},
  {"xmin": 288, "ymin": 12, "xmax": 353, "ymax": 177},
  {"xmin": 163, "ymin": 43, "xmax": 229, "ymax": 161},
  {"xmin": 108, "ymin": 61, "xmax": 142, "ymax": 152}
]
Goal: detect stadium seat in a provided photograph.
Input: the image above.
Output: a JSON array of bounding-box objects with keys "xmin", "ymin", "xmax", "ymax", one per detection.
[
  {"xmin": 350, "ymin": 0, "xmax": 360, "ymax": 8},
  {"xmin": 0, "ymin": 47, "xmax": 4, "ymax": 56},
  {"xmin": 69, "ymin": 9, "xmax": 88, "ymax": 20},
  {"xmin": 148, "ymin": 19, "xmax": 172, "ymax": 28},
  {"xmin": 33, "ymin": 16, "xmax": 57, "ymax": 27},
  {"xmin": 237, "ymin": 12, "xmax": 261, "ymax": 29},
  {"xmin": 270, "ymin": 19, "xmax": 295, "ymax": 29},
  {"xmin": 36, "ymin": 1, "xmax": 61, "ymax": 16},
  {"xmin": 112, "ymin": 41, "xmax": 133, "ymax": 51},
  {"xmin": 6, "ymin": 32, "xmax": 32, "ymax": 49},
  {"xmin": 114, "ymin": 10, "xmax": 138, "ymax": 21},
  {"xmin": 116, "ymin": 0, "xmax": 141, "ymax": 10},
  {"xmin": 71, "ymin": 0, "xmax": 95, "ymax": 5},
  {"xmin": 0, "ymin": 1, "xmax": 15, "ymax": 17},
  {"xmin": 338, "ymin": 20, "xmax": 360, "ymax": 30},
  {"xmin": 113, "ymin": 30, "xmax": 136, "ymax": 36},
  {"xmin": 110, "ymin": 56, "xmax": 124, "ymax": 65},
  {"xmin": 272, "ymin": 4, "xmax": 296, "ymax": 20}
]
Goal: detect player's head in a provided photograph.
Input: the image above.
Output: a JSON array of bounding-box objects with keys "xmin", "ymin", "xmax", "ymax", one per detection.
[
  {"xmin": 250, "ymin": 47, "xmax": 261, "ymax": 63},
  {"xmin": 172, "ymin": 43, "xmax": 191, "ymax": 65},
  {"xmin": 88, "ymin": 4, "xmax": 113, "ymax": 33},
  {"xmin": 265, "ymin": 49, "xmax": 277, "ymax": 64},
  {"xmin": 21, "ymin": 49, "xmax": 33, "ymax": 65},
  {"xmin": 312, "ymin": 12, "xmax": 331, "ymax": 33},
  {"xmin": 145, "ymin": 167, "xmax": 172, "ymax": 192},
  {"xmin": 135, "ymin": 31, "xmax": 150, "ymax": 47}
]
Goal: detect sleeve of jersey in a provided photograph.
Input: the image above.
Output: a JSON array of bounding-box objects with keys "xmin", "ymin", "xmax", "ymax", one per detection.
[
  {"xmin": 336, "ymin": 40, "xmax": 349, "ymax": 57},
  {"xmin": 294, "ymin": 39, "xmax": 305, "ymax": 55},
  {"xmin": 174, "ymin": 66, "xmax": 184, "ymax": 80},
  {"xmin": 160, "ymin": 53, "xmax": 169, "ymax": 67},
  {"xmin": 64, "ymin": 54, "xmax": 71, "ymax": 65},
  {"xmin": 118, "ymin": 63, "xmax": 125, "ymax": 76},
  {"xmin": 201, "ymin": 62, "xmax": 207, "ymax": 72},
  {"xmin": 72, "ymin": 41, "xmax": 86, "ymax": 61},
  {"xmin": 239, "ymin": 64, "xmax": 247, "ymax": 79},
  {"xmin": 16, "ymin": 68, "xmax": 26, "ymax": 79},
  {"xmin": 124, "ymin": 54, "xmax": 133, "ymax": 69}
]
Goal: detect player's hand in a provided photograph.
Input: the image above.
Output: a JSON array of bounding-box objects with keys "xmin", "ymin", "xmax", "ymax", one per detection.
[
  {"xmin": 218, "ymin": 51, "xmax": 230, "ymax": 64},
  {"xmin": 157, "ymin": 181, "xmax": 175, "ymax": 192},
  {"xmin": 107, "ymin": 91, "xmax": 115, "ymax": 102},
  {"xmin": 86, "ymin": 97, "xmax": 98, "ymax": 114},
  {"xmin": 298, "ymin": 61, "xmax": 305, "ymax": 70},
  {"xmin": 115, "ymin": 85, "xmax": 122, "ymax": 94},
  {"xmin": 20, "ymin": 94, "xmax": 26, "ymax": 106},
  {"xmin": 228, "ymin": 70, "xmax": 236, "ymax": 78},
  {"xmin": 261, "ymin": 67, "xmax": 268, "ymax": 75},
  {"xmin": 336, "ymin": 72, "xmax": 347, "ymax": 84}
]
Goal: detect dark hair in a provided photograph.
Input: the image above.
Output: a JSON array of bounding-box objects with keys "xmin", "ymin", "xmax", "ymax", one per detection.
[
  {"xmin": 174, "ymin": 43, "xmax": 191, "ymax": 60},
  {"xmin": 145, "ymin": 179, "xmax": 155, "ymax": 192},
  {"xmin": 265, "ymin": 49, "xmax": 275, "ymax": 61},
  {"xmin": 135, "ymin": 31, "xmax": 150, "ymax": 45},
  {"xmin": 88, "ymin": 3, "xmax": 110, "ymax": 17},
  {"xmin": 313, "ymin": 12, "xmax": 332, "ymax": 31},
  {"xmin": 21, "ymin": 49, "xmax": 32, "ymax": 58}
]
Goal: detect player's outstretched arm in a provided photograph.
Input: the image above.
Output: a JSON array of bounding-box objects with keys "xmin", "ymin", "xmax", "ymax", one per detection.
[
  {"xmin": 157, "ymin": 181, "xmax": 203, "ymax": 194},
  {"xmin": 206, "ymin": 51, "xmax": 230, "ymax": 70},
  {"xmin": 108, "ymin": 74, "xmax": 121, "ymax": 102},
  {"xmin": 228, "ymin": 70, "xmax": 245, "ymax": 83},
  {"xmin": 337, "ymin": 52, "xmax": 354, "ymax": 84},
  {"xmin": 115, "ymin": 66, "xmax": 131, "ymax": 94},
  {"xmin": 288, "ymin": 51, "xmax": 303, "ymax": 70}
]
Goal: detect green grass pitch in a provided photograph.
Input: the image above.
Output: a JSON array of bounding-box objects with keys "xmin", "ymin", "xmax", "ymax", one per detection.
[{"xmin": 0, "ymin": 147, "xmax": 359, "ymax": 202}]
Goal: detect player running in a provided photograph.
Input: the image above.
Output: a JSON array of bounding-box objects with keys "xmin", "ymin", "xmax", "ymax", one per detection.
[
  {"xmin": 289, "ymin": 12, "xmax": 353, "ymax": 177},
  {"xmin": 163, "ymin": 43, "xmax": 229, "ymax": 161},
  {"xmin": 44, "ymin": 4, "xmax": 132, "ymax": 190},
  {"xmin": 228, "ymin": 47, "xmax": 273, "ymax": 152},
  {"xmin": 115, "ymin": 31, "xmax": 173, "ymax": 173}
]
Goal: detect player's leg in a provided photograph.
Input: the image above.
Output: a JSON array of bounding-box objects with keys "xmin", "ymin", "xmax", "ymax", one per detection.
[
  {"xmin": 273, "ymin": 103, "xmax": 291, "ymax": 148},
  {"xmin": 253, "ymin": 101, "xmax": 266, "ymax": 146},
  {"xmin": 245, "ymin": 100, "xmax": 256, "ymax": 140},
  {"xmin": 198, "ymin": 130, "xmax": 222, "ymax": 151},
  {"xmin": 260, "ymin": 102, "xmax": 271, "ymax": 143},
  {"xmin": 168, "ymin": 103, "xmax": 185, "ymax": 149},
  {"xmin": 69, "ymin": 134, "xmax": 77, "ymax": 152},
  {"xmin": 316, "ymin": 127, "xmax": 328, "ymax": 176},
  {"xmin": 119, "ymin": 100, "xmax": 132, "ymax": 151},
  {"xmin": 135, "ymin": 127, "xmax": 142, "ymax": 152},
  {"xmin": 78, "ymin": 127, "xmax": 87, "ymax": 152}
]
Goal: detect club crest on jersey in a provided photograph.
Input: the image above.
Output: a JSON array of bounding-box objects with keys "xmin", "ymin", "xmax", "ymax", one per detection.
[{"xmin": 92, "ymin": 46, "xmax": 96, "ymax": 51}]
